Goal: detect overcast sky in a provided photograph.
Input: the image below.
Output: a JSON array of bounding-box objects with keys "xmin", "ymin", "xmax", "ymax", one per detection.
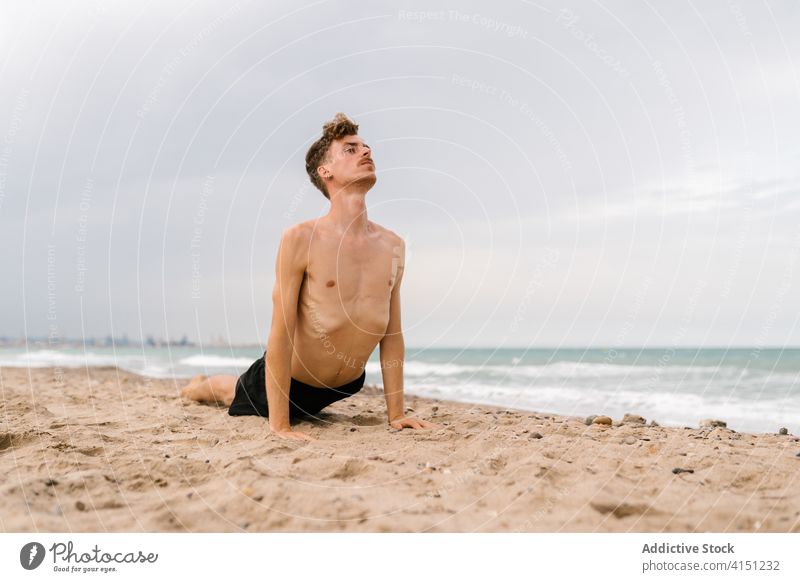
[{"xmin": 1, "ymin": 0, "xmax": 799, "ymax": 348}]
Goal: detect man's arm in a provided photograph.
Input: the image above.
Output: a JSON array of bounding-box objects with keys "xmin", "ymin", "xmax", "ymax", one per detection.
[
  {"xmin": 380, "ymin": 238, "xmax": 440, "ymax": 431},
  {"xmin": 265, "ymin": 226, "xmax": 312, "ymax": 441},
  {"xmin": 380, "ymin": 241, "xmax": 405, "ymax": 423}
]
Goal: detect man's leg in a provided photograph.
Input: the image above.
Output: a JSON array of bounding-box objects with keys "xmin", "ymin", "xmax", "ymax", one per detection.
[{"xmin": 179, "ymin": 374, "xmax": 237, "ymax": 406}]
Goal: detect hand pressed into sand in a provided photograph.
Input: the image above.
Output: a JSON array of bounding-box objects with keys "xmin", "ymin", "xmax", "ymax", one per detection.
[{"xmin": 389, "ymin": 416, "xmax": 442, "ymax": 430}]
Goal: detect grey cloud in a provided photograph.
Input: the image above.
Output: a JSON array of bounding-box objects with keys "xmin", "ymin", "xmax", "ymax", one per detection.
[{"xmin": 2, "ymin": 0, "xmax": 799, "ymax": 346}]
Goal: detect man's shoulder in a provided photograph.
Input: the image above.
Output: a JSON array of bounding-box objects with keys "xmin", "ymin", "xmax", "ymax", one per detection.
[
  {"xmin": 369, "ymin": 221, "xmax": 404, "ymax": 247},
  {"xmin": 281, "ymin": 220, "xmax": 315, "ymax": 244},
  {"xmin": 278, "ymin": 222, "xmax": 315, "ymax": 268}
]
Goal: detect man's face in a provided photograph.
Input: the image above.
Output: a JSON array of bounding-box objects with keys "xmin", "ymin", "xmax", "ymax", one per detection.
[{"xmin": 319, "ymin": 135, "xmax": 376, "ymax": 193}]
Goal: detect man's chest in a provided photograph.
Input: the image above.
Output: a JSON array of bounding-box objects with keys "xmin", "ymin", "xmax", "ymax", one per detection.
[{"xmin": 305, "ymin": 241, "xmax": 399, "ymax": 300}]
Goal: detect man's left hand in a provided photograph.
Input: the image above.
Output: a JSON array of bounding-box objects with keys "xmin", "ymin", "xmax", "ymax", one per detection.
[{"xmin": 389, "ymin": 416, "xmax": 442, "ymax": 430}]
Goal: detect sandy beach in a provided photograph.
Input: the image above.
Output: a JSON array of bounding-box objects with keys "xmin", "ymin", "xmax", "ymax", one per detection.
[{"xmin": 1, "ymin": 366, "xmax": 798, "ymax": 532}]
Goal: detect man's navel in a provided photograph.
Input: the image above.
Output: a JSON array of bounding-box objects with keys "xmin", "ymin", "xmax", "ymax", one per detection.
[{"xmin": 326, "ymin": 280, "xmax": 336, "ymax": 288}]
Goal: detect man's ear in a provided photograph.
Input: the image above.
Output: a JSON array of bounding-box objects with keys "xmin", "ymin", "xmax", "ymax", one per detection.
[{"xmin": 317, "ymin": 164, "xmax": 330, "ymax": 180}]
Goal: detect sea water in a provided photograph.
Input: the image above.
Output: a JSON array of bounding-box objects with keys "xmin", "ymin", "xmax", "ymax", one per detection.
[{"xmin": 1, "ymin": 346, "xmax": 797, "ymax": 434}]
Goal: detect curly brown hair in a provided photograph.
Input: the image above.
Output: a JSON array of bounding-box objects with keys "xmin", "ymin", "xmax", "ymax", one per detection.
[{"xmin": 304, "ymin": 112, "xmax": 360, "ymax": 199}]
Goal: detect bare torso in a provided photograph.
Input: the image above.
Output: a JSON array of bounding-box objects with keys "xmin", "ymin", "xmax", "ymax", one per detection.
[{"xmin": 288, "ymin": 218, "xmax": 402, "ymax": 388}]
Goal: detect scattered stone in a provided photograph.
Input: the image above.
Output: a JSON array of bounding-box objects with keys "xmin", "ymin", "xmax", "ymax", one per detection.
[
  {"xmin": 585, "ymin": 415, "xmax": 597, "ymax": 425},
  {"xmin": 75, "ymin": 501, "xmax": 86, "ymax": 511},
  {"xmin": 44, "ymin": 479, "xmax": 58, "ymax": 487},
  {"xmin": 795, "ymin": 452, "xmax": 800, "ymax": 458},
  {"xmin": 350, "ymin": 427, "xmax": 357, "ymax": 432},
  {"xmin": 672, "ymin": 467, "xmax": 694, "ymax": 474},
  {"xmin": 778, "ymin": 427, "xmax": 788, "ymax": 435},
  {"xmin": 649, "ymin": 420, "xmax": 660, "ymax": 427},
  {"xmin": 164, "ymin": 454, "xmax": 170, "ymax": 458},
  {"xmin": 529, "ymin": 432, "xmax": 543, "ymax": 439},
  {"xmin": 592, "ymin": 416, "xmax": 612, "ymax": 426},
  {"xmin": 623, "ymin": 413, "xmax": 646, "ymax": 425},
  {"xmin": 432, "ymin": 406, "xmax": 439, "ymax": 413},
  {"xmin": 700, "ymin": 419, "xmax": 726, "ymax": 428},
  {"xmin": 623, "ymin": 436, "xmax": 637, "ymax": 445}
]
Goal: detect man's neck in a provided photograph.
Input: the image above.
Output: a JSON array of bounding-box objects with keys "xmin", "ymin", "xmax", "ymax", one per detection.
[{"xmin": 325, "ymin": 187, "xmax": 370, "ymax": 235}]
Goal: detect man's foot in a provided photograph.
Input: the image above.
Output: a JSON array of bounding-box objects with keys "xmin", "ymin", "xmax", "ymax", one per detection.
[{"xmin": 179, "ymin": 374, "xmax": 209, "ymax": 401}]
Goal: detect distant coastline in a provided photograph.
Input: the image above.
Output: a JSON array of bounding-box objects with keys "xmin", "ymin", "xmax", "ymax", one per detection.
[
  {"xmin": 0, "ymin": 336, "xmax": 264, "ymax": 349},
  {"xmin": 2, "ymin": 337, "xmax": 798, "ymax": 350}
]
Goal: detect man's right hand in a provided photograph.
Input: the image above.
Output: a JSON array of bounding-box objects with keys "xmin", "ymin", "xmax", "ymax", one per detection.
[{"xmin": 270, "ymin": 426, "xmax": 315, "ymax": 441}]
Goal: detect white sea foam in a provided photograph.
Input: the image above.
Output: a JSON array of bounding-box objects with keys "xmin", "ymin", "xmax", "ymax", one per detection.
[
  {"xmin": 402, "ymin": 381, "xmax": 800, "ymax": 433},
  {"xmin": 178, "ymin": 355, "xmax": 256, "ymax": 367},
  {"xmin": 370, "ymin": 359, "xmax": 726, "ymax": 380},
  {"xmin": 0, "ymin": 349, "xmax": 136, "ymax": 368}
]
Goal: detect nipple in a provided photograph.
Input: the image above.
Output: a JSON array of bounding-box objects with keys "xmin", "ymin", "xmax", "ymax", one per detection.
[{"xmin": 326, "ymin": 280, "xmax": 335, "ymax": 288}]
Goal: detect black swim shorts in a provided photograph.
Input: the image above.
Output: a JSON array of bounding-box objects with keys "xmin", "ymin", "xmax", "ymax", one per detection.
[{"xmin": 227, "ymin": 351, "xmax": 366, "ymax": 418}]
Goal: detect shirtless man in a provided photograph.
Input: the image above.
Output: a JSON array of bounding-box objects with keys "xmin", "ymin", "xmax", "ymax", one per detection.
[{"xmin": 180, "ymin": 113, "xmax": 441, "ymax": 441}]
